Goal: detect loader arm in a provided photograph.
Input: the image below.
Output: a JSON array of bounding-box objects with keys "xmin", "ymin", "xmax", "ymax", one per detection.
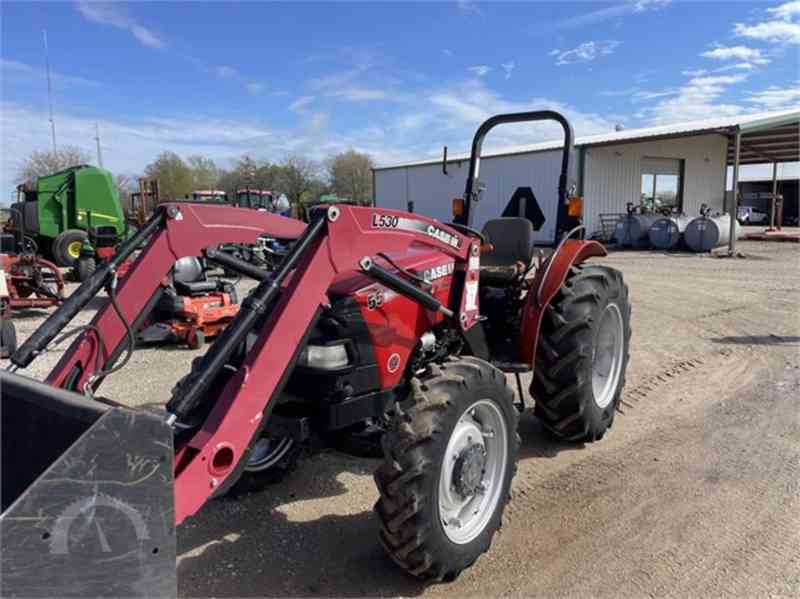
[
  {"xmin": 39, "ymin": 203, "xmax": 306, "ymax": 390},
  {"xmin": 168, "ymin": 205, "xmax": 479, "ymax": 521}
]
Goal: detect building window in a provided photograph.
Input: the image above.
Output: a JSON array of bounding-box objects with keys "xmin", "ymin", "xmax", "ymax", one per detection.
[{"xmin": 640, "ymin": 157, "xmax": 684, "ymax": 212}]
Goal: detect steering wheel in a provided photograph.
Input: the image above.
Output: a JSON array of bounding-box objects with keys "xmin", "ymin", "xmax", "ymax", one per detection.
[{"xmin": 447, "ymin": 222, "xmax": 486, "ymax": 245}]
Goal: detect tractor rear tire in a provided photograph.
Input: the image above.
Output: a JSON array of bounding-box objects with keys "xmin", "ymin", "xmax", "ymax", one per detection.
[
  {"xmin": 52, "ymin": 230, "xmax": 88, "ymax": 267},
  {"xmin": 531, "ymin": 263, "xmax": 631, "ymax": 442},
  {"xmin": 375, "ymin": 357, "xmax": 519, "ymax": 581},
  {"xmin": 75, "ymin": 256, "xmax": 96, "ymax": 282}
]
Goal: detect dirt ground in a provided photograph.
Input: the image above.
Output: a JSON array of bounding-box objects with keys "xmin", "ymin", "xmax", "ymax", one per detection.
[{"xmin": 7, "ymin": 240, "xmax": 800, "ymax": 598}]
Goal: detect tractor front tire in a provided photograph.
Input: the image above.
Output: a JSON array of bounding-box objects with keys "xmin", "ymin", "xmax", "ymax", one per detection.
[
  {"xmin": 0, "ymin": 317, "xmax": 17, "ymax": 358},
  {"xmin": 52, "ymin": 230, "xmax": 88, "ymax": 267},
  {"xmin": 532, "ymin": 263, "xmax": 631, "ymax": 442},
  {"xmin": 375, "ymin": 357, "xmax": 519, "ymax": 581},
  {"xmin": 75, "ymin": 256, "xmax": 96, "ymax": 282},
  {"xmin": 227, "ymin": 435, "xmax": 302, "ymax": 496}
]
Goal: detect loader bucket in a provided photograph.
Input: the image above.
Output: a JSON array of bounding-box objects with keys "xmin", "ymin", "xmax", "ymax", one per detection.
[{"xmin": 1, "ymin": 371, "xmax": 176, "ymax": 597}]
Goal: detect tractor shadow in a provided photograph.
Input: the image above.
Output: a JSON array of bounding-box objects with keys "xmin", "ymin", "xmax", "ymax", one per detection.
[
  {"xmin": 176, "ymin": 415, "xmax": 582, "ymax": 598},
  {"xmin": 6, "ymin": 308, "xmax": 54, "ymax": 319},
  {"xmin": 176, "ymin": 451, "xmax": 428, "ymax": 598},
  {"xmin": 711, "ymin": 334, "xmax": 800, "ymax": 346},
  {"xmin": 516, "ymin": 411, "xmax": 586, "ymax": 459}
]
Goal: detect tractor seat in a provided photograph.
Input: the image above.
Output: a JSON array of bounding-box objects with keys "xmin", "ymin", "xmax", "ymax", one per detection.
[
  {"xmin": 480, "ymin": 218, "xmax": 535, "ymax": 286},
  {"xmin": 174, "ymin": 280, "xmax": 219, "ymax": 296},
  {"xmin": 171, "ymin": 257, "xmax": 218, "ymax": 296}
]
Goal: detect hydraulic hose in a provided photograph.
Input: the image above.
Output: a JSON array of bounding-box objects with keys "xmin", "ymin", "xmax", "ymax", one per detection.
[
  {"xmin": 205, "ymin": 247, "xmax": 270, "ymax": 281},
  {"xmin": 165, "ymin": 214, "xmax": 327, "ymax": 423},
  {"xmin": 10, "ymin": 209, "xmax": 165, "ymax": 369}
]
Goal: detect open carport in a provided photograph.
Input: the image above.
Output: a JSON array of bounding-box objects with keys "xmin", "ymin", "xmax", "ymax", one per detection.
[{"xmin": 726, "ymin": 111, "xmax": 800, "ymax": 248}]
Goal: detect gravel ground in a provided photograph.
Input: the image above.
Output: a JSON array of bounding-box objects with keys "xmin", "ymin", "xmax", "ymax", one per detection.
[{"xmin": 6, "ymin": 241, "xmax": 799, "ymax": 598}]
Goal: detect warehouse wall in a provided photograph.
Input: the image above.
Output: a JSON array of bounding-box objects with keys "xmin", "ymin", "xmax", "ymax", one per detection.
[
  {"xmin": 375, "ymin": 133, "xmax": 728, "ymax": 244},
  {"xmin": 582, "ymin": 134, "xmax": 728, "ymax": 237},
  {"xmin": 374, "ymin": 148, "xmax": 575, "ymax": 244}
]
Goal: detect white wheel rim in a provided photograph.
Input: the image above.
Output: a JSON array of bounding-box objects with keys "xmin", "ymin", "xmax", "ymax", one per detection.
[
  {"xmin": 592, "ymin": 303, "xmax": 625, "ymax": 409},
  {"xmin": 438, "ymin": 399, "xmax": 508, "ymax": 545},
  {"xmin": 245, "ymin": 437, "xmax": 293, "ymax": 471}
]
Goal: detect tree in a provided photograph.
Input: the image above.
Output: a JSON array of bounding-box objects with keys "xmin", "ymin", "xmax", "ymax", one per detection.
[
  {"xmin": 327, "ymin": 150, "xmax": 374, "ymax": 205},
  {"xmin": 16, "ymin": 145, "xmax": 92, "ymax": 182},
  {"xmin": 187, "ymin": 155, "xmax": 220, "ymax": 190},
  {"xmin": 277, "ymin": 155, "xmax": 322, "ymax": 206},
  {"xmin": 144, "ymin": 151, "xmax": 193, "ymax": 199},
  {"xmin": 114, "ymin": 173, "xmax": 138, "ymax": 211}
]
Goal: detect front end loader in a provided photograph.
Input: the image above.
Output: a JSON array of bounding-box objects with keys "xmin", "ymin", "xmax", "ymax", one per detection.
[{"xmin": 1, "ymin": 111, "xmax": 631, "ymax": 595}]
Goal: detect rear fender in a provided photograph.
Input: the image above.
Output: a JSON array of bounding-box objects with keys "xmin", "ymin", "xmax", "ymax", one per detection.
[{"xmin": 517, "ymin": 239, "xmax": 607, "ymax": 365}]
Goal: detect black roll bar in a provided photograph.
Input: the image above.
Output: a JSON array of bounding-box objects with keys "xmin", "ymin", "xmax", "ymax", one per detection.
[{"xmin": 457, "ymin": 110, "xmax": 574, "ymax": 227}]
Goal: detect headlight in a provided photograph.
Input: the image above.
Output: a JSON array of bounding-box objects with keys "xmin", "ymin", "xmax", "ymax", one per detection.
[{"xmin": 298, "ymin": 343, "xmax": 350, "ymax": 370}]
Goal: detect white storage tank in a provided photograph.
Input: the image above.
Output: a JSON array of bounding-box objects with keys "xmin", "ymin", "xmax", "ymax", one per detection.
[
  {"xmin": 648, "ymin": 215, "xmax": 692, "ymax": 250},
  {"xmin": 684, "ymin": 214, "xmax": 741, "ymax": 252},
  {"xmin": 615, "ymin": 214, "xmax": 660, "ymax": 248}
]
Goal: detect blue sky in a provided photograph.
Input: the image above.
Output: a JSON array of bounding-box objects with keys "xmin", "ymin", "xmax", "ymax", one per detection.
[{"xmin": 1, "ymin": 0, "xmax": 798, "ymax": 199}]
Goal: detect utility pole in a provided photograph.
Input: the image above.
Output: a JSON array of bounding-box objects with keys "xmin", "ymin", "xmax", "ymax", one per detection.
[
  {"xmin": 43, "ymin": 29, "xmax": 57, "ymax": 153},
  {"xmin": 95, "ymin": 122, "xmax": 104, "ymax": 168}
]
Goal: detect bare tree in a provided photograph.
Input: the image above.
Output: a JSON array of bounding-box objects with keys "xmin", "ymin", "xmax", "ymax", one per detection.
[
  {"xmin": 326, "ymin": 150, "xmax": 374, "ymax": 205},
  {"xmin": 187, "ymin": 155, "xmax": 220, "ymax": 190},
  {"xmin": 16, "ymin": 145, "xmax": 93, "ymax": 182},
  {"xmin": 278, "ymin": 155, "xmax": 322, "ymax": 206},
  {"xmin": 114, "ymin": 174, "xmax": 138, "ymax": 211}
]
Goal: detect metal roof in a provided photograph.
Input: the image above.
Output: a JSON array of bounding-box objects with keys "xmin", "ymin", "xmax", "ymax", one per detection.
[{"xmin": 375, "ymin": 108, "xmax": 800, "ymax": 171}]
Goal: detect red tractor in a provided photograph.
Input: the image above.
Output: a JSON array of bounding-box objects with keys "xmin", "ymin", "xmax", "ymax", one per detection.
[{"xmin": 1, "ymin": 111, "xmax": 631, "ymax": 595}]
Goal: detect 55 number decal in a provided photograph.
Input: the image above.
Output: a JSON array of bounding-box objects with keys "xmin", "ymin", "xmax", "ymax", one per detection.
[{"xmin": 367, "ymin": 291, "xmax": 385, "ymax": 310}]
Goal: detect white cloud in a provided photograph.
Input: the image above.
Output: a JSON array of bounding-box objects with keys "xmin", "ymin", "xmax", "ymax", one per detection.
[
  {"xmin": 735, "ymin": 20, "xmax": 800, "ymax": 44},
  {"xmin": 599, "ymin": 86, "xmax": 678, "ymax": 102},
  {"xmin": 552, "ymin": 41, "xmax": 620, "ymax": 65},
  {"xmin": 328, "ymin": 87, "xmax": 387, "ymax": 101},
  {"xmin": 468, "ymin": 65, "xmax": 491, "ymax": 77},
  {"xmin": 443, "ymin": 49, "xmax": 454, "ymax": 57},
  {"xmin": 599, "ymin": 87, "xmax": 639, "ymax": 97},
  {"xmin": 632, "ymin": 89, "xmax": 679, "ymax": 101},
  {"xmin": 309, "ymin": 69, "xmax": 362, "ymax": 92},
  {"xmin": 289, "ymin": 96, "xmax": 315, "ymax": 113},
  {"xmin": 396, "ymin": 113, "xmax": 429, "ymax": 131},
  {"xmin": 425, "ymin": 79, "xmax": 615, "ymax": 150},
  {"xmin": 0, "ymin": 58, "xmax": 99, "ymax": 87},
  {"xmin": 555, "ymin": 0, "xmax": 670, "ymax": 30},
  {"xmin": 75, "ymin": 1, "xmax": 164, "ymax": 49},
  {"xmin": 701, "ymin": 45, "xmax": 770, "ymax": 64},
  {"xmin": 715, "ymin": 62, "xmax": 755, "ymax": 72},
  {"xmin": 682, "ymin": 68, "xmax": 708, "ymax": 76},
  {"xmin": 0, "ymin": 101, "xmax": 420, "ymax": 196},
  {"xmin": 501, "ymin": 61, "xmax": 515, "ymax": 79},
  {"xmin": 768, "ymin": 1, "xmax": 800, "ymax": 20},
  {"xmin": 644, "ymin": 74, "xmax": 748, "ymax": 124},
  {"xmin": 456, "ymin": 1, "xmax": 481, "ymax": 15},
  {"xmin": 746, "ymin": 84, "xmax": 800, "ymax": 109}
]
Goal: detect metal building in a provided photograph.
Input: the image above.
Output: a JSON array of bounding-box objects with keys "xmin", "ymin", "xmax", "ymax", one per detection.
[{"xmin": 373, "ymin": 109, "xmax": 799, "ymax": 246}]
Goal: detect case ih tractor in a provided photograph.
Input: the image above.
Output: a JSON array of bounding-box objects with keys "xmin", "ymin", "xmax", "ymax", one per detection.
[{"xmin": 0, "ymin": 111, "xmax": 631, "ymax": 596}]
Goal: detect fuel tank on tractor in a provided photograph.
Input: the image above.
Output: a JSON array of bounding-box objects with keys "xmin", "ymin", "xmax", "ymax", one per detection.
[{"xmin": 0, "ymin": 371, "xmax": 176, "ymax": 598}]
